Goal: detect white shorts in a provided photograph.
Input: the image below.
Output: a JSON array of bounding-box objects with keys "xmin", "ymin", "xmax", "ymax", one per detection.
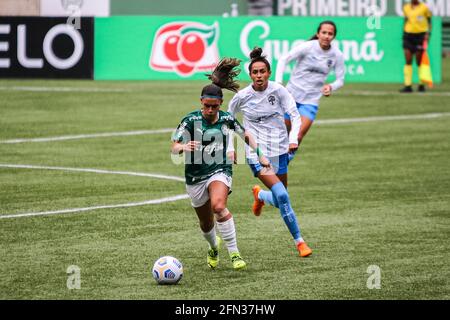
[{"xmin": 186, "ymin": 173, "xmax": 232, "ymax": 208}]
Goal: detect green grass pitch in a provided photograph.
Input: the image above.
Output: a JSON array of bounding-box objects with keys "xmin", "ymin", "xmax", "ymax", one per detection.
[{"xmin": 0, "ymin": 61, "xmax": 449, "ymax": 300}]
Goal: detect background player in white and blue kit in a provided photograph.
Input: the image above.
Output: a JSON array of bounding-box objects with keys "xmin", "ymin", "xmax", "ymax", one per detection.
[
  {"xmin": 275, "ymin": 21, "xmax": 345, "ymax": 161},
  {"xmin": 227, "ymin": 47, "xmax": 312, "ymax": 257}
]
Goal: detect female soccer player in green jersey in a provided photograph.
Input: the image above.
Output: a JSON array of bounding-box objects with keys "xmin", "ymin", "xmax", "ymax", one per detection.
[{"xmin": 171, "ymin": 58, "xmax": 270, "ymax": 270}]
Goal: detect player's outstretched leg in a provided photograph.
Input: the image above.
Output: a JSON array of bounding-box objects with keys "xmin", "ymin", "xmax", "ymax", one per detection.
[
  {"xmin": 203, "ymin": 228, "xmax": 220, "ymax": 269},
  {"xmin": 215, "ymin": 209, "xmax": 247, "ymax": 270},
  {"xmin": 230, "ymin": 252, "xmax": 246, "ymax": 270},
  {"xmin": 297, "ymin": 241, "xmax": 312, "ymax": 258},
  {"xmin": 252, "ymin": 185, "xmax": 265, "ymax": 216},
  {"xmin": 255, "ymin": 187, "xmax": 278, "ymax": 209},
  {"xmin": 270, "ymin": 181, "xmax": 312, "ymax": 257}
]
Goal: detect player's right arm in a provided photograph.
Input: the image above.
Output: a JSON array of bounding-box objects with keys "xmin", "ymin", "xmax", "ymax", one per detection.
[
  {"xmin": 171, "ymin": 117, "xmax": 198, "ymax": 154},
  {"xmin": 242, "ymin": 130, "xmax": 271, "ymax": 168},
  {"xmin": 171, "ymin": 141, "xmax": 200, "ymax": 154},
  {"xmin": 275, "ymin": 42, "xmax": 307, "ymax": 84},
  {"xmin": 225, "ymin": 95, "xmax": 241, "ymax": 162}
]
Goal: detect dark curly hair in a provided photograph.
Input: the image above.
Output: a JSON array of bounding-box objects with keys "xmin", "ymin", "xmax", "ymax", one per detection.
[{"xmin": 248, "ymin": 47, "xmax": 271, "ymax": 73}]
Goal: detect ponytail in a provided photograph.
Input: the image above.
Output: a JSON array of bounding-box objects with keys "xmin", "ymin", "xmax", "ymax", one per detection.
[{"xmin": 202, "ymin": 57, "xmax": 241, "ymax": 97}]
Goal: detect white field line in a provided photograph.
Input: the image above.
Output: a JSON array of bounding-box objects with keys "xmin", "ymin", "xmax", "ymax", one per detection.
[
  {"xmin": 2, "ymin": 112, "xmax": 449, "ymax": 145},
  {"xmin": 0, "ymin": 164, "xmax": 188, "ymax": 219},
  {"xmin": 0, "ymin": 195, "xmax": 190, "ymax": 219},
  {"xmin": 341, "ymin": 90, "xmax": 450, "ymax": 97},
  {"xmin": 1, "ymin": 86, "xmax": 449, "ymax": 95},
  {"xmin": 0, "ymin": 86, "xmax": 130, "ymax": 93},
  {"xmin": 0, "ymin": 164, "xmax": 185, "ymax": 182},
  {"xmin": 315, "ymin": 112, "xmax": 450, "ymax": 125},
  {"xmin": 1, "ymin": 129, "xmax": 174, "ymax": 144}
]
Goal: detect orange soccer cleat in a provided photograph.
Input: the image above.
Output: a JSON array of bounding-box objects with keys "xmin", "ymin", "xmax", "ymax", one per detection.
[
  {"xmin": 297, "ymin": 242, "xmax": 313, "ymax": 257},
  {"xmin": 251, "ymin": 185, "xmax": 265, "ymax": 216}
]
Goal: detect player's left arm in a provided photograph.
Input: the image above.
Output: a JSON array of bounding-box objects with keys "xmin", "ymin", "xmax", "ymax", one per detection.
[
  {"xmin": 280, "ymin": 88, "xmax": 301, "ymax": 150},
  {"xmin": 323, "ymin": 54, "xmax": 345, "ymax": 96},
  {"xmin": 226, "ymin": 95, "xmax": 241, "ymax": 163},
  {"xmin": 275, "ymin": 43, "xmax": 306, "ymax": 84}
]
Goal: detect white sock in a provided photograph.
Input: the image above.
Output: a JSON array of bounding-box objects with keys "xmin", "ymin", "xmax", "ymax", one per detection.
[
  {"xmin": 202, "ymin": 227, "xmax": 218, "ymax": 249},
  {"xmin": 216, "ymin": 217, "xmax": 238, "ymax": 254},
  {"xmin": 294, "ymin": 237, "xmax": 305, "ymax": 246}
]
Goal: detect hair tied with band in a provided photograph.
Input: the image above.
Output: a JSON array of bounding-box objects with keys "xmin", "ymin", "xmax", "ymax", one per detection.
[{"xmin": 205, "ymin": 58, "xmax": 241, "ymax": 93}]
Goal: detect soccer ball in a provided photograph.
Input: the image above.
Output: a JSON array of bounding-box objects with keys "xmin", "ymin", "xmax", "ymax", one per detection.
[{"xmin": 152, "ymin": 256, "xmax": 183, "ymax": 285}]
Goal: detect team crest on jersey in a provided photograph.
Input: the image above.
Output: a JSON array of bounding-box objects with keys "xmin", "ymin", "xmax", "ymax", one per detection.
[
  {"xmin": 268, "ymin": 95, "xmax": 276, "ymax": 105},
  {"xmin": 327, "ymin": 59, "xmax": 333, "ymax": 68}
]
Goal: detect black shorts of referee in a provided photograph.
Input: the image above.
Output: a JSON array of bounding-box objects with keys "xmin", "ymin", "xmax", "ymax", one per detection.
[{"xmin": 402, "ymin": 32, "xmax": 426, "ymax": 53}]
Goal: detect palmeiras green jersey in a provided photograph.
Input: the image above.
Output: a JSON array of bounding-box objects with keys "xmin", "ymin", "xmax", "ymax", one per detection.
[{"xmin": 172, "ymin": 110, "xmax": 245, "ymax": 185}]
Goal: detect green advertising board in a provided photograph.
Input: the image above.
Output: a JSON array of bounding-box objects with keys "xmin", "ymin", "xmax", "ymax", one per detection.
[
  {"xmin": 110, "ymin": 0, "xmax": 248, "ymax": 16},
  {"xmin": 275, "ymin": 0, "xmax": 450, "ymax": 17},
  {"xmin": 109, "ymin": 0, "xmax": 450, "ymax": 17},
  {"xmin": 94, "ymin": 16, "xmax": 442, "ymax": 83}
]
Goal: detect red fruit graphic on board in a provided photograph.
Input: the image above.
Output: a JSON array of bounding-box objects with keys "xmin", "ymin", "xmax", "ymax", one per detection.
[
  {"xmin": 150, "ymin": 21, "xmax": 219, "ymax": 77},
  {"xmin": 179, "ymin": 33, "xmax": 206, "ymax": 64},
  {"xmin": 163, "ymin": 34, "xmax": 180, "ymax": 62},
  {"xmin": 175, "ymin": 63, "xmax": 195, "ymax": 74}
]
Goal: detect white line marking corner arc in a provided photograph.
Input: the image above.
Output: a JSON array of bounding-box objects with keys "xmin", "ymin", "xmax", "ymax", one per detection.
[
  {"xmin": 0, "ymin": 164, "xmax": 188, "ymax": 219},
  {"xmin": 0, "ymin": 164, "xmax": 185, "ymax": 182},
  {"xmin": 0, "ymin": 194, "xmax": 190, "ymax": 219},
  {"xmin": 1, "ymin": 128, "xmax": 174, "ymax": 144}
]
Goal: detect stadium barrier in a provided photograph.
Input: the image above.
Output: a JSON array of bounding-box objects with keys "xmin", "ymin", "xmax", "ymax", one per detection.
[
  {"xmin": 0, "ymin": 16, "xmax": 442, "ymax": 82},
  {"xmin": 0, "ymin": 17, "xmax": 94, "ymax": 78},
  {"xmin": 94, "ymin": 16, "xmax": 442, "ymax": 83}
]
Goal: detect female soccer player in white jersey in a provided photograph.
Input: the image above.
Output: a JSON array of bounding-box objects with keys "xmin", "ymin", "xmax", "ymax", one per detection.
[
  {"xmin": 275, "ymin": 20, "xmax": 345, "ymax": 162},
  {"xmin": 227, "ymin": 47, "xmax": 312, "ymax": 257},
  {"xmin": 172, "ymin": 58, "xmax": 271, "ymax": 270}
]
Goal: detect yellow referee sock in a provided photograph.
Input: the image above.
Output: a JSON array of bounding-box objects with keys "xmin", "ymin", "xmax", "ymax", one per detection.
[
  {"xmin": 404, "ymin": 65, "xmax": 413, "ymax": 86},
  {"xmin": 418, "ymin": 67, "xmax": 425, "ymax": 85}
]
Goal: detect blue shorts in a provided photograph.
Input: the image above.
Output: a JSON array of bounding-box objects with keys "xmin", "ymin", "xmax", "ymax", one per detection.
[
  {"xmin": 284, "ymin": 103, "xmax": 319, "ymax": 121},
  {"xmin": 248, "ymin": 153, "xmax": 289, "ymax": 177}
]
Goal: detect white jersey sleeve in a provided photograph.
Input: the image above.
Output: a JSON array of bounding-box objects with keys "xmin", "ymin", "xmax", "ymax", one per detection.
[
  {"xmin": 330, "ymin": 52, "xmax": 345, "ymax": 92},
  {"xmin": 227, "ymin": 94, "xmax": 240, "ymax": 117},
  {"xmin": 279, "ymin": 87, "xmax": 301, "ymax": 145},
  {"xmin": 226, "ymin": 94, "xmax": 241, "ymax": 153},
  {"xmin": 275, "ymin": 41, "xmax": 309, "ymax": 84}
]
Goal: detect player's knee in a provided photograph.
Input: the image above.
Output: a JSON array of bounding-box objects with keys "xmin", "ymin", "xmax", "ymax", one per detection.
[
  {"xmin": 214, "ymin": 208, "xmax": 231, "ymax": 222},
  {"xmin": 211, "ymin": 201, "xmax": 226, "ymax": 215}
]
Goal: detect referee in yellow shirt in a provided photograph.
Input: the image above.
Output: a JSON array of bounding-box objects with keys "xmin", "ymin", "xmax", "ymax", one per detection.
[{"xmin": 401, "ymin": 0, "xmax": 432, "ymax": 93}]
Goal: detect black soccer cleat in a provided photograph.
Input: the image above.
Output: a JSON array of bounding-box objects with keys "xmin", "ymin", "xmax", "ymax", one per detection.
[{"xmin": 399, "ymin": 86, "xmax": 413, "ymax": 93}]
